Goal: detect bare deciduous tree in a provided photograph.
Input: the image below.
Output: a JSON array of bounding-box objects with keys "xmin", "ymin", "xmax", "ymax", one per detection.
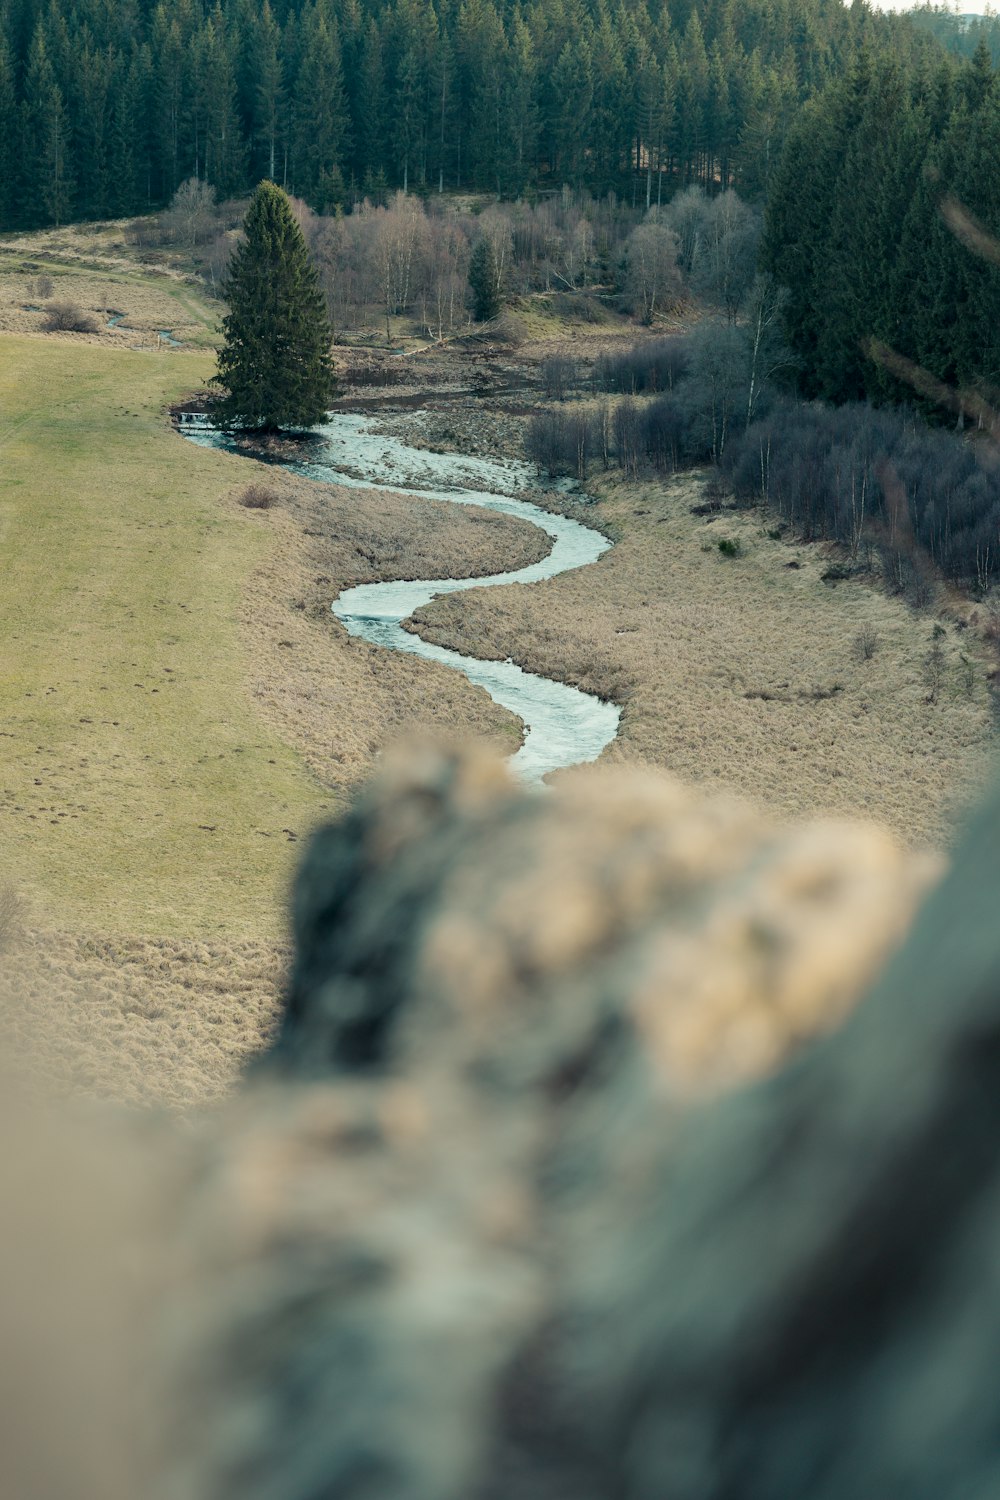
[
  {"xmin": 690, "ymin": 191, "xmax": 760, "ymax": 323},
  {"xmin": 742, "ymin": 273, "xmax": 792, "ymax": 430},
  {"xmin": 372, "ymin": 193, "xmax": 428, "ymax": 343},
  {"xmin": 160, "ymin": 177, "xmax": 218, "ymax": 247},
  {"xmin": 623, "ymin": 220, "xmax": 682, "ymax": 324}
]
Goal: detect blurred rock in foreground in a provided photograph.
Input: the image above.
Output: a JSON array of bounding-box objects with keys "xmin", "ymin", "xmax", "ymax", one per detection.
[{"xmin": 8, "ymin": 748, "xmax": 1000, "ymax": 1500}]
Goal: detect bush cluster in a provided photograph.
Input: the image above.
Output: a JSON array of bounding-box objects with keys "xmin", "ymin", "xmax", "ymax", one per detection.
[
  {"xmin": 529, "ymin": 321, "xmax": 1000, "ymax": 600},
  {"xmin": 722, "ymin": 401, "xmax": 1000, "ymax": 595},
  {"xmin": 42, "ymin": 300, "xmax": 99, "ymax": 333},
  {"xmin": 593, "ymin": 338, "xmax": 692, "ymax": 394},
  {"xmin": 525, "ymin": 393, "xmax": 707, "ymax": 481}
]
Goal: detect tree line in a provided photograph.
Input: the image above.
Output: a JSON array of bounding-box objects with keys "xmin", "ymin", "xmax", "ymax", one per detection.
[
  {"xmin": 4, "ymin": 0, "xmax": 937, "ymax": 231},
  {"xmin": 763, "ymin": 37, "xmax": 1000, "ymax": 408},
  {"xmin": 908, "ymin": 4, "xmax": 1000, "ymax": 67}
]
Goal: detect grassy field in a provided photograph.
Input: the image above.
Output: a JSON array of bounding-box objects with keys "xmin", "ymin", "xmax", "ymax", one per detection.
[
  {"xmin": 0, "ymin": 333, "xmax": 336, "ymax": 938},
  {"xmin": 412, "ymin": 467, "xmax": 999, "ymax": 848},
  {"xmin": 0, "ymin": 318, "xmax": 540, "ymax": 1106}
]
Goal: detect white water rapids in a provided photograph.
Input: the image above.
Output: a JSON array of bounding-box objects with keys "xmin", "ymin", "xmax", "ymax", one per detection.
[{"xmin": 180, "ymin": 410, "xmax": 620, "ymax": 782}]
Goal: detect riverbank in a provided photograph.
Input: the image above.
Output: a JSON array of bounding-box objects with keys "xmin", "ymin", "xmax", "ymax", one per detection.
[
  {"xmin": 409, "ymin": 462, "xmax": 997, "ymax": 848},
  {"xmin": 0, "ymin": 333, "xmax": 549, "ymax": 1107},
  {"xmin": 227, "ymin": 460, "xmax": 546, "ymax": 792},
  {"xmin": 181, "ymin": 411, "xmax": 617, "ymax": 785}
]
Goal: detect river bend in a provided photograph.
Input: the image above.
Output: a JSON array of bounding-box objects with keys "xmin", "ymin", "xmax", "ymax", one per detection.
[{"xmin": 180, "ymin": 410, "xmax": 620, "ymax": 783}]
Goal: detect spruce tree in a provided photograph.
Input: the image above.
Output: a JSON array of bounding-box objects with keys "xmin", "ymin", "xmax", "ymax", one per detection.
[
  {"xmin": 468, "ymin": 236, "xmax": 501, "ymax": 322},
  {"xmin": 215, "ymin": 181, "xmax": 334, "ymax": 431}
]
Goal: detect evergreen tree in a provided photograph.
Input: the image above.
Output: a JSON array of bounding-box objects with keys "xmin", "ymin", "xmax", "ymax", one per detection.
[
  {"xmin": 290, "ymin": 5, "xmax": 349, "ymax": 208},
  {"xmin": 506, "ymin": 12, "xmax": 537, "ymax": 194},
  {"xmin": 0, "ymin": 24, "xmax": 17, "ymax": 226},
  {"xmin": 151, "ymin": 8, "xmax": 186, "ymax": 199},
  {"xmin": 249, "ymin": 1, "xmax": 285, "ymax": 183},
  {"xmin": 0, "ymin": 0, "xmax": 967, "ymax": 228},
  {"xmin": 215, "ymin": 180, "xmax": 334, "ymax": 431},
  {"xmin": 106, "ymin": 52, "xmax": 146, "ymax": 214},
  {"xmin": 19, "ymin": 27, "xmax": 75, "ymax": 227},
  {"xmin": 355, "ymin": 19, "xmax": 387, "ymax": 186},
  {"xmin": 467, "ymin": 235, "xmax": 501, "ymax": 321}
]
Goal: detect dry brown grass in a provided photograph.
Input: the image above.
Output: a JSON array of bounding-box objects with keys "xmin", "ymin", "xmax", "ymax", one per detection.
[
  {"xmin": 0, "ymin": 926, "xmax": 286, "ymax": 1109},
  {"xmin": 227, "ymin": 463, "xmax": 547, "ymax": 791},
  {"xmin": 411, "ymin": 468, "xmax": 998, "ymax": 847},
  {"xmin": 0, "ymin": 232, "xmax": 218, "ymax": 348},
  {"xmin": 0, "ymin": 883, "xmax": 24, "ymax": 953}
]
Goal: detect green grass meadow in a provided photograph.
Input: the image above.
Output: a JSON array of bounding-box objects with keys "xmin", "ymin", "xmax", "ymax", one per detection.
[{"xmin": 0, "ymin": 334, "xmax": 334, "ymax": 937}]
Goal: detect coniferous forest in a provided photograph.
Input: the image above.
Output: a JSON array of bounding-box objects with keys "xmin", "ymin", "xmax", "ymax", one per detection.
[
  {"xmin": 0, "ymin": 0, "xmax": 947, "ymax": 231},
  {"xmin": 8, "ymin": 0, "xmax": 1000, "ymax": 591},
  {"xmin": 763, "ymin": 36, "xmax": 1000, "ymax": 405}
]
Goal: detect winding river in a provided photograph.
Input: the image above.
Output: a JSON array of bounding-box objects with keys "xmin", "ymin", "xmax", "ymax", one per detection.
[{"xmin": 180, "ymin": 410, "xmax": 620, "ymax": 782}]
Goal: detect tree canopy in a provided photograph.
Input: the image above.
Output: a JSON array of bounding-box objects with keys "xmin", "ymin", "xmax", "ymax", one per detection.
[
  {"xmin": 215, "ymin": 181, "xmax": 334, "ymax": 431},
  {"xmin": 0, "ymin": 0, "xmax": 949, "ymax": 229},
  {"xmin": 763, "ymin": 38, "xmax": 1000, "ymax": 406}
]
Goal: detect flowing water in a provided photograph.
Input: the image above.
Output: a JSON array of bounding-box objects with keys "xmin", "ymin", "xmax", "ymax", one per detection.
[{"xmin": 179, "ymin": 411, "xmax": 620, "ymax": 782}]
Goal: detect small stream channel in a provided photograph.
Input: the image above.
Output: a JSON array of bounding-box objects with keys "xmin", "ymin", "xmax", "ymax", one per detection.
[{"xmin": 179, "ymin": 410, "xmax": 620, "ymax": 782}]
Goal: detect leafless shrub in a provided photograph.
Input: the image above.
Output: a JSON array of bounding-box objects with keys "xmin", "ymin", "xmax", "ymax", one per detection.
[
  {"xmin": 160, "ymin": 177, "xmax": 218, "ymax": 247},
  {"xmin": 239, "ymin": 484, "xmax": 278, "ymax": 510},
  {"xmin": 527, "ymin": 392, "xmax": 704, "ymax": 480},
  {"xmin": 622, "ymin": 220, "xmax": 683, "ymax": 323},
  {"xmin": 541, "ymin": 356, "xmax": 576, "ymax": 401},
  {"xmin": 34, "ymin": 274, "xmax": 53, "ymax": 299},
  {"xmin": 614, "ymin": 398, "xmax": 642, "ymax": 478},
  {"xmin": 689, "ymin": 191, "xmax": 761, "ymax": 323},
  {"xmin": 595, "ymin": 338, "xmax": 692, "ymax": 394},
  {"xmin": 201, "ymin": 232, "xmax": 234, "ymax": 296},
  {"xmin": 854, "ymin": 624, "xmax": 881, "ymax": 661},
  {"xmin": 723, "ymin": 401, "xmax": 1000, "ymax": 595},
  {"xmin": 525, "ymin": 409, "xmax": 595, "ymax": 479},
  {"xmin": 644, "ymin": 395, "xmax": 687, "ymax": 472},
  {"xmin": 125, "ymin": 215, "xmax": 159, "ymax": 248},
  {"xmin": 924, "ymin": 636, "xmax": 946, "ymax": 703},
  {"xmin": 42, "ymin": 300, "xmax": 99, "ymax": 333}
]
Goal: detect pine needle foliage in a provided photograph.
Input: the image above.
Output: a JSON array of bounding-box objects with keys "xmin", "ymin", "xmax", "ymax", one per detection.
[
  {"xmin": 468, "ymin": 238, "xmax": 502, "ymax": 323},
  {"xmin": 215, "ymin": 181, "xmax": 334, "ymax": 431}
]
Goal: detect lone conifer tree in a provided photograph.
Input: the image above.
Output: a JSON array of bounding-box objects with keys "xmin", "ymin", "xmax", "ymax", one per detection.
[
  {"xmin": 468, "ymin": 237, "xmax": 502, "ymax": 323},
  {"xmin": 215, "ymin": 181, "xmax": 334, "ymax": 431}
]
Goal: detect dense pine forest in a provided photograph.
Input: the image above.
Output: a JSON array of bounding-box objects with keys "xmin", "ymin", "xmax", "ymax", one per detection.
[
  {"xmin": 764, "ymin": 36, "xmax": 1000, "ymax": 405},
  {"xmin": 2, "ymin": 0, "xmax": 941, "ymax": 230},
  {"xmin": 909, "ymin": 3, "xmax": 1000, "ymax": 65}
]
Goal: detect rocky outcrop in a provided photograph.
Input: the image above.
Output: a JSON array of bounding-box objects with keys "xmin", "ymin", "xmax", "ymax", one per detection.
[
  {"xmin": 159, "ymin": 749, "xmax": 948, "ymax": 1500},
  {"xmin": 9, "ymin": 747, "xmax": 1000, "ymax": 1500}
]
